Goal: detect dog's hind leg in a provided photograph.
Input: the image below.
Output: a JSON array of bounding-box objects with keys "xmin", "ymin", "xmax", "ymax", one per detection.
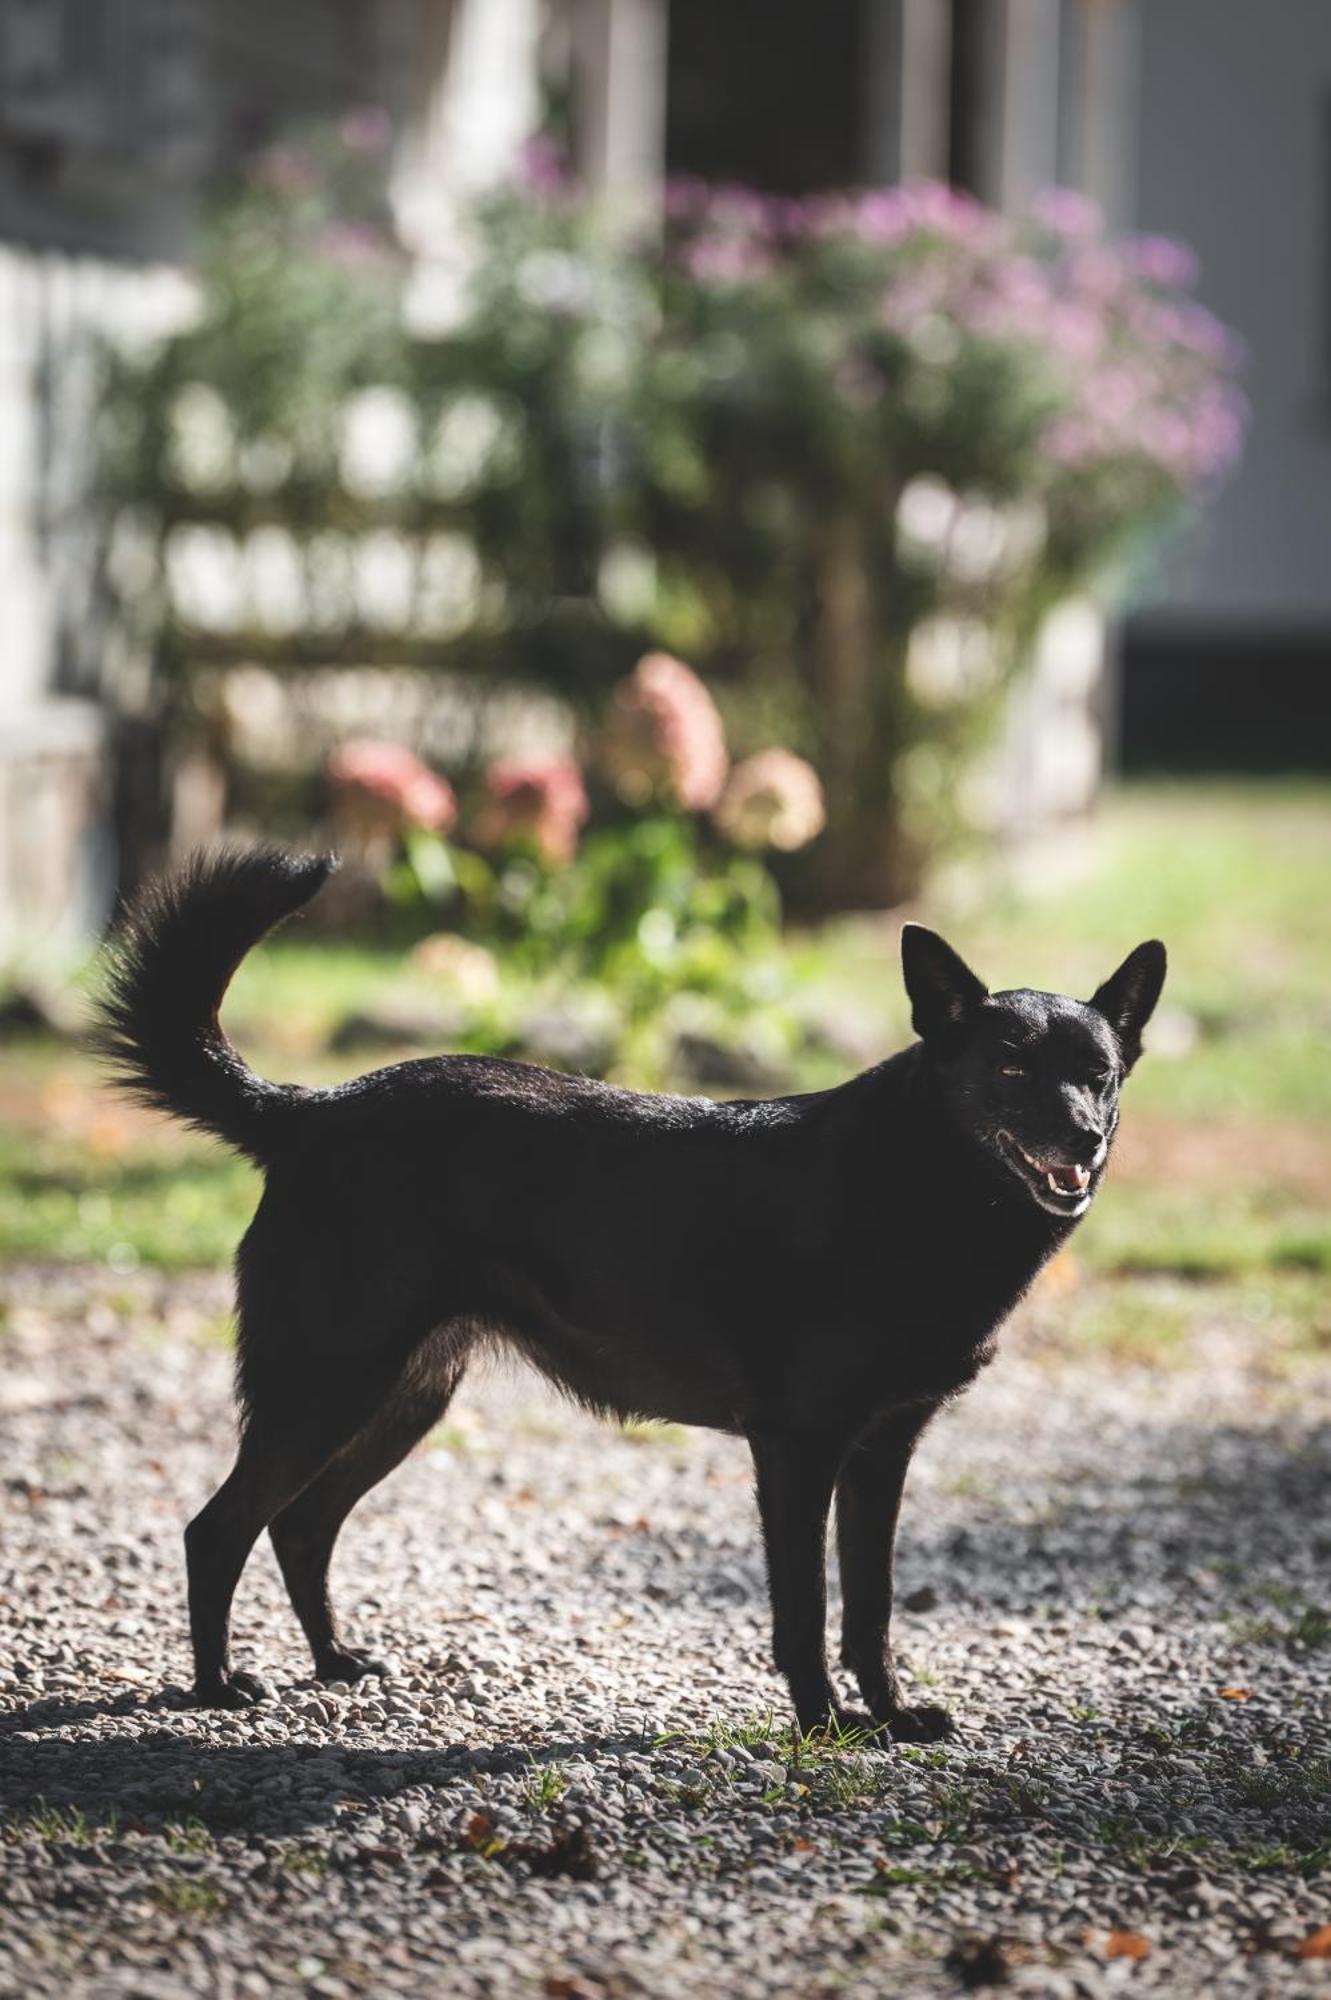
[
  {"xmin": 268, "ymin": 1339, "xmax": 469, "ymax": 1683},
  {"xmin": 185, "ymin": 1415, "xmax": 356, "ymax": 1709}
]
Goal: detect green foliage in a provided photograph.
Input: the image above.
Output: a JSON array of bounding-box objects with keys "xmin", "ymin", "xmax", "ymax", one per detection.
[
  {"xmin": 398, "ymin": 813, "xmax": 781, "ymax": 1010},
  {"xmin": 101, "ymin": 135, "xmax": 1243, "ymax": 903}
]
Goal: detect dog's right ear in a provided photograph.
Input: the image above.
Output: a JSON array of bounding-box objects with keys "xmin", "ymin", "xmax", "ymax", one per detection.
[{"xmin": 901, "ymin": 924, "xmax": 988, "ymax": 1045}]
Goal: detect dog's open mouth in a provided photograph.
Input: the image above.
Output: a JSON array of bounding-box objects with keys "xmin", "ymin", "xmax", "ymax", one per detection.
[{"xmin": 998, "ymin": 1133, "xmax": 1093, "ymax": 1214}]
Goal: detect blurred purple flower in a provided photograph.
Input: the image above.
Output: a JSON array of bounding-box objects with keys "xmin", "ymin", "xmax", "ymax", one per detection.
[
  {"xmin": 664, "ymin": 175, "xmax": 711, "ymax": 222},
  {"xmin": 902, "ymin": 180, "xmax": 992, "ymax": 243},
  {"xmin": 1030, "ymin": 187, "xmax": 1103, "ymax": 239},
  {"xmin": 251, "ymin": 144, "xmax": 315, "ymax": 195},
  {"xmin": 706, "ymin": 184, "xmax": 774, "ymax": 234},
  {"xmin": 1045, "ymin": 300, "xmax": 1105, "ymax": 362},
  {"xmin": 319, "ymin": 221, "xmax": 388, "ymax": 267},
  {"xmin": 519, "ymin": 133, "xmax": 570, "ymax": 198},
  {"xmin": 852, "ymin": 188, "xmax": 913, "ymax": 246},
  {"xmin": 339, "ymin": 105, "xmax": 393, "ymax": 154},
  {"xmin": 1122, "ymin": 234, "xmax": 1200, "ymax": 290},
  {"xmin": 685, "ymin": 235, "xmax": 774, "ymax": 285}
]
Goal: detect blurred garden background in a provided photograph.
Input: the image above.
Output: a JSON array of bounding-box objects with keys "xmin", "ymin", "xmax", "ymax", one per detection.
[
  {"xmin": 0, "ymin": 0, "xmax": 1326, "ymax": 1361},
  {"xmin": 1, "ymin": 7, "xmax": 1330, "ymax": 1996}
]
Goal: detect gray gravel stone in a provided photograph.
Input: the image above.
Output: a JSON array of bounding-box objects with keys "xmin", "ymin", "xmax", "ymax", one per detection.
[{"xmin": 0, "ymin": 1261, "xmax": 1327, "ymax": 1999}]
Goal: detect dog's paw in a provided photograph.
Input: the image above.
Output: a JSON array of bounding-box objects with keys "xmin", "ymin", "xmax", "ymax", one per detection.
[
  {"xmin": 879, "ymin": 1702, "xmax": 955, "ymax": 1743},
  {"xmin": 316, "ymin": 1647, "xmax": 389, "ymax": 1686},
  {"xmin": 193, "ymin": 1670, "xmax": 270, "ymax": 1711}
]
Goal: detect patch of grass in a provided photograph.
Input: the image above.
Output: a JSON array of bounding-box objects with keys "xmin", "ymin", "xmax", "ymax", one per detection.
[
  {"xmin": 1237, "ymin": 1841, "xmax": 1331, "ymax": 1879},
  {"xmin": 863, "ymin": 1858, "xmax": 979, "ymax": 1892},
  {"xmin": 0, "ymin": 1121, "xmax": 256, "ymax": 1270},
  {"xmin": 1076, "ymin": 1180, "xmax": 1331, "ymax": 1281},
  {"xmin": 160, "ymin": 1819, "xmax": 213, "ymax": 1856},
  {"xmin": 1231, "ymin": 1604, "xmax": 1331, "ymax": 1652},
  {"xmin": 617, "ymin": 1420, "xmax": 690, "ymax": 1447},
  {"xmin": 1235, "ymin": 1758, "xmax": 1331, "ymax": 1811},
  {"xmin": 1026, "ymin": 1267, "xmax": 1330, "ymax": 1370},
  {"xmin": 2, "ymin": 1802, "xmax": 115, "ymax": 1846},
  {"xmin": 147, "ymin": 1877, "xmax": 227, "ymax": 1916},
  {"xmin": 520, "ymin": 1759, "xmax": 570, "ymax": 1810},
  {"xmin": 662, "ymin": 1709, "xmax": 786, "ymax": 1757},
  {"xmin": 1099, "ymin": 1814, "xmax": 1329, "ymax": 1881},
  {"xmin": 2, "ymin": 785, "xmax": 1327, "ymax": 1280},
  {"xmin": 428, "ymin": 1420, "xmax": 476, "ymax": 1457},
  {"xmin": 272, "ymin": 1841, "xmax": 331, "ymax": 1878}
]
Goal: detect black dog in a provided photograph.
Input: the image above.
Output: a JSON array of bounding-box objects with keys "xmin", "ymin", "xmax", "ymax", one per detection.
[{"xmin": 97, "ymin": 849, "xmax": 1165, "ymax": 1735}]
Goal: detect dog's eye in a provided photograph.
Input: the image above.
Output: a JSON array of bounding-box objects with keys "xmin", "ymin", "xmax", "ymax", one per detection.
[{"xmin": 999, "ymin": 1064, "xmax": 1027, "ymax": 1079}]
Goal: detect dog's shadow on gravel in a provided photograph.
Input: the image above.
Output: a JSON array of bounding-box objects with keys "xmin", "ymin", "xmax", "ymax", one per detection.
[
  {"xmin": 0, "ymin": 1718, "xmax": 628, "ymax": 1839},
  {"xmin": 637, "ymin": 1416, "xmax": 1331, "ymax": 1616},
  {"xmin": 1, "ymin": 1419, "xmax": 1325, "ymax": 1850}
]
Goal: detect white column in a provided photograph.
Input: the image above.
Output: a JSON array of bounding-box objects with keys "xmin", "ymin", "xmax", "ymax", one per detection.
[
  {"xmin": 863, "ymin": 0, "xmax": 953, "ymax": 186},
  {"xmin": 996, "ymin": 0, "xmax": 1063, "ymax": 208},
  {"xmin": 571, "ymin": 0, "xmax": 668, "ymax": 210}
]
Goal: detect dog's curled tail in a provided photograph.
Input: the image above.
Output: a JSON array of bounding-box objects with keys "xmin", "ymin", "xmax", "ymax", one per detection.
[{"xmin": 94, "ymin": 846, "xmax": 336, "ymax": 1163}]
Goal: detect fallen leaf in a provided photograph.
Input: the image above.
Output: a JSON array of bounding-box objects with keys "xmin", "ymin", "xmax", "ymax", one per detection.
[
  {"xmin": 1296, "ymin": 1927, "xmax": 1331, "ymax": 1960},
  {"xmin": 1105, "ymin": 1931, "xmax": 1151, "ymax": 1961},
  {"xmin": 464, "ymin": 1811, "xmax": 497, "ymax": 1850},
  {"xmin": 1218, "ymin": 1686, "xmax": 1252, "ymax": 1701},
  {"xmin": 543, "ymin": 1978, "xmax": 604, "ymax": 2000}
]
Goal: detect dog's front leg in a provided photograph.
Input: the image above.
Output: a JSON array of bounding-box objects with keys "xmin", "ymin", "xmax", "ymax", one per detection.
[
  {"xmin": 750, "ymin": 1431, "xmax": 857, "ymax": 1736},
  {"xmin": 835, "ymin": 1404, "xmax": 954, "ymax": 1741}
]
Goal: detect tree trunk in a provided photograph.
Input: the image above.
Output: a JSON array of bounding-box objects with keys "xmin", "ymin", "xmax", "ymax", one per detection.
[{"xmin": 810, "ymin": 516, "xmax": 918, "ymax": 911}]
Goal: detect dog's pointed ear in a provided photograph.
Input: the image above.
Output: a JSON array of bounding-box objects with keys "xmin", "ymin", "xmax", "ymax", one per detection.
[
  {"xmin": 1089, "ymin": 940, "xmax": 1167, "ymax": 1067},
  {"xmin": 901, "ymin": 925, "xmax": 988, "ymax": 1045}
]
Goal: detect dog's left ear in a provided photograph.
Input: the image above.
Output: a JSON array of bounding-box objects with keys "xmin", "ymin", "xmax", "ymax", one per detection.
[
  {"xmin": 901, "ymin": 924, "xmax": 988, "ymax": 1046},
  {"xmin": 1089, "ymin": 940, "xmax": 1167, "ymax": 1068}
]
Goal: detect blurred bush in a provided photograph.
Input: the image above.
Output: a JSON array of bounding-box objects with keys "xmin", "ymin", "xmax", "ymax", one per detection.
[
  {"xmin": 101, "ymin": 123, "xmax": 1244, "ymax": 906},
  {"xmin": 321, "ymin": 652, "xmax": 823, "ymax": 1085}
]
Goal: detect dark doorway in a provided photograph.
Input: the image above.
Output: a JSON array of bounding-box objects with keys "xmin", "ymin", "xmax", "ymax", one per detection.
[{"xmin": 665, "ymin": 0, "xmax": 865, "ymax": 192}]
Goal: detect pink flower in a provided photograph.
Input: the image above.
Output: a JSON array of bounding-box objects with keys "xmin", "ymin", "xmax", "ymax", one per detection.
[
  {"xmin": 1030, "ymin": 187, "xmax": 1103, "ymax": 240},
  {"xmin": 318, "ymin": 221, "xmax": 389, "ymax": 268},
  {"xmin": 602, "ymin": 653, "xmax": 728, "ymax": 812},
  {"xmin": 250, "ymin": 144, "xmax": 315, "ymax": 195},
  {"xmin": 664, "ymin": 175, "xmax": 711, "ymax": 223},
  {"xmin": 714, "ymin": 750, "xmax": 826, "ymax": 853},
  {"xmin": 518, "ymin": 133, "xmax": 570, "ymax": 198},
  {"xmin": 684, "ymin": 235, "xmax": 774, "ymax": 285},
  {"xmin": 474, "ymin": 754, "xmax": 590, "ymax": 865},
  {"xmin": 326, "ymin": 740, "xmax": 456, "ymax": 846},
  {"xmin": 339, "ymin": 105, "xmax": 393, "ymax": 154},
  {"xmin": 1122, "ymin": 233, "xmax": 1199, "ymax": 290}
]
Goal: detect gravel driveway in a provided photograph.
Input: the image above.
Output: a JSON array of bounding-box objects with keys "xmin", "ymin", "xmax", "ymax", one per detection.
[{"xmin": 1, "ymin": 1262, "xmax": 1327, "ymax": 1998}]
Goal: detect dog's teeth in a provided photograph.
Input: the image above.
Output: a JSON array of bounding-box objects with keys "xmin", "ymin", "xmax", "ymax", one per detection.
[
  {"xmin": 1072, "ymin": 1165, "xmax": 1090, "ymax": 1190},
  {"xmin": 1046, "ymin": 1170, "xmax": 1060, "ymax": 1193}
]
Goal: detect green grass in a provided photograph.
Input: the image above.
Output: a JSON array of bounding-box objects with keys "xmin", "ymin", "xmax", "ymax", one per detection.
[
  {"xmin": 793, "ymin": 780, "xmax": 1331, "ymax": 1113},
  {"xmin": 0, "ymin": 1122, "xmax": 256, "ymax": 1272},
  {"xmin": 1, "ymin": 1803, "xmax": 116, "ymax": 1846},
  {"xmin": 146, "ymin": 1877, "xmax": 227, "ymax": 1916},
  {"xmin": 520, "ymin": 1759, "xmax": 571, "ymax": 1810},
  {"xmin": 0, "ymin": 784, "xmax": 1326, "ymax": 1311}
]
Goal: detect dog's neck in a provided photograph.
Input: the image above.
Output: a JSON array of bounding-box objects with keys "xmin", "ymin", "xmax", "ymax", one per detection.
[{"xmin": 847, "ymin": 1044, "xmax": 1077, "ymax": 1265}]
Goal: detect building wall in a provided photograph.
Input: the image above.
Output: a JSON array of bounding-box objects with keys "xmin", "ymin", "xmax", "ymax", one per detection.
[{"xmin": 1134, "ymin": 0, "xmax": 1331, "ymax": 627}]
